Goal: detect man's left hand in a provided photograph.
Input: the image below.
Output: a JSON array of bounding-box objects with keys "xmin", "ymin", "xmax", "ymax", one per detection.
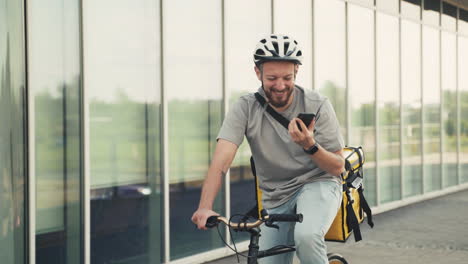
[{"xmin": 288, "ymin": 117, "xmax": 316, "ymax": 149}]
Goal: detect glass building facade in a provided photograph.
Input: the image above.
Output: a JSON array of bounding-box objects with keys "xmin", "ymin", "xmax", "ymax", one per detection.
[{"xmin": 1, "ymin": 0, "xmax": 468, "ymax": 263}]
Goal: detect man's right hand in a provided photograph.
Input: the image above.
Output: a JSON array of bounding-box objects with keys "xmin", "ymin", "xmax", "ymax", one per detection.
[{"xmin": 191, "ymin": 208, "xmax": 219, "ymax": 230}]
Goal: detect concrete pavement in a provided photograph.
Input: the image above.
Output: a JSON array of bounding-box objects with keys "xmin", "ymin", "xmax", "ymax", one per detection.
[{"xmin": 205, "ymin": 189, "xmax": 468, "ymax": 264}]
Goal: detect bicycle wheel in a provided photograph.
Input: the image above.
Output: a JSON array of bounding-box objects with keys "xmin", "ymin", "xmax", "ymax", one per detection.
[{"xmin": 327, "ymin": 252, "xmax": 348, "ymax": 264}]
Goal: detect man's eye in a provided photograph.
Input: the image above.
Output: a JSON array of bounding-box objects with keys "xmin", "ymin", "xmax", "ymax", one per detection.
[{"xmin": 267, "ymin": 78, "xmax": 276, "ymax": 81}]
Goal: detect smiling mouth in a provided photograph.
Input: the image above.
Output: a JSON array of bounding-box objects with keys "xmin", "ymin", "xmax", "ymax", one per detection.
[{"xmin": 272, "ymin": 88, "xmax": 289, "ymax": 95}]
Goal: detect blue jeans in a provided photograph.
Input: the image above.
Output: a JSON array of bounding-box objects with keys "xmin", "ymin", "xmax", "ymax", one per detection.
[{"xmin": 258, "ymin": 180, "xmax": 342, "ymax": 264}]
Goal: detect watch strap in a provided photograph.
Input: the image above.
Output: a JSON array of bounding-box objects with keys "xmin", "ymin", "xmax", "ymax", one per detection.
[{"xmin": 303, "ymin": 143, "xmax": 319, "ymax": 155}]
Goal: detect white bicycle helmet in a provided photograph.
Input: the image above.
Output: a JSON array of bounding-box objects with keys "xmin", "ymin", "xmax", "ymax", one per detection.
[{"xmin": 253, "ymin": 34, "xmax": 303, "ymax": 66}]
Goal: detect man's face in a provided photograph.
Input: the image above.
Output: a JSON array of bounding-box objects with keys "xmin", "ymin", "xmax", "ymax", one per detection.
[{"xmin": 255, "ymin": 61, "xmax": 298, "ymax": 109}]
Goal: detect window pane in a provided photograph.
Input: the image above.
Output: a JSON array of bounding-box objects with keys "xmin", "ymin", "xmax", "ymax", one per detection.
[
  {"xmin": 274, "ymin": 0, "xmax": 312, "ymax": 90},
  {"xmin": 28, "ymin": 0, "xmax": 83, "ymax": 263},
  {"xmin": 225, "ymin": 0, "xmax": 271, "ymax": 235},
  {"xmin": 84, "ymin": 0, "xmax": 163, "ymax": 263},
  {"xmin": 402, "ymin": 0, "xmax": 421, "ymax": 19},
  {"xmin": 376, "ymin": 0, "xmax": 399, "ymax": 14},
  {"xmin": 441, "ymin": 31, "xmax": 457, "ymax": 187},
  {"xmin": 401, "ymin": 19, "xmax": 422, "ymax": 198},
  {"xmin": 315, "ymin": 0, "xmax": 347, "ymax": 140},
  {"xmin": 423, "ymin": 0, "xmax": 440, "ymax": 26},
  {"xmin": 460, "ymin": 36, "xmax": 468, "ymax": 183},
  {"xmin": 164, "ymin": 0, "xmax": 224, "ymax": 259},
  {"xmin": 376, "ymin": 13, "xmax": 400, "ymax": 204},
  {"xmin": 441, "ymin": 2, "xmax": 456, "ymax": 31},
  {"xmin": 460, "ymin": 8, "xmax": 468, "ymax": 35},
  {"xmin": 422, "ymin": 25, "xmax": 441, "ymax": 192},
  {"xmin": 349, "ymin": 0, "xmax": 374, "ymax": 7},
  {"xmin": 0, "ymin": 1, "xmax": 26, "ymax": 263},
  {"xmin": 348, "ymin": 5, "xmax": 377, "ymax": 205}
]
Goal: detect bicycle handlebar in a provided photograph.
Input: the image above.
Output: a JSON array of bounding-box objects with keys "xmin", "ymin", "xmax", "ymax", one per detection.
[
  {"xmin": 267, "ymin": 214, "xmax": 303, "ymax": 223},
  {"xmin": 205, "ymin": 213, "xmax": 303, "ymax": 230}
]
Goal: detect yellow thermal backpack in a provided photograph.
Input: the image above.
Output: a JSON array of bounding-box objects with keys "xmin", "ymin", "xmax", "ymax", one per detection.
[
  {"xmin": 247, "ymin": 146, "xmax": 374, "ymax": 242},
  {"xmin": 324, "ymin": 146, "xmax": 374, "ymax": 242}
]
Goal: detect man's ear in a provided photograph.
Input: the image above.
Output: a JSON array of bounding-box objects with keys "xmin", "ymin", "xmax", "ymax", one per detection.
[
  {"xmin": 254, "ymin": 66, "xmax": 262, "ymax": 81},
  {"xmin": 294, "ymin": 64, "xmax": 299, "ymax": 79}
]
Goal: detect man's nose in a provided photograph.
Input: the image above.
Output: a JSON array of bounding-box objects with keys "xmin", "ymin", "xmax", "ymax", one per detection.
[{"xmin": 274, "ymin": 79, "xmax": 286, "ymax": 89}]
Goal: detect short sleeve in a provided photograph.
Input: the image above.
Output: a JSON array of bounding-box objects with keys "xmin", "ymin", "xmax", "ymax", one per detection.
[
  {"xmin": 217, "ymin": 97, "xmax": 249, "ymax": 146},
  {"xmin": 314, "ymin": 99, "xmax": 345, "ymax": 152}
]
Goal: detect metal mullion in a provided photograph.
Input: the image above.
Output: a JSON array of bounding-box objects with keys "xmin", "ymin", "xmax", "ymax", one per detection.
[
  {"xmin": 374, "ymin": 7, "xmax": 380, "ymax": 206},
  {"xmin": 439, "ymin": 0, "xmax": 444, "ymax": 189},
  {"xmin": 79, "ymin": 0, "xmax": 90, "ymax": 263},
  {"xmin": 456, "ymin": 7, "xmax": 461, "ymax": 185},
  {"xmin": 160, "ymin": 0, "xmax": 170, "ymax": 262},
  {"xmin": 345, "ymin": 0, "xmax": 350, "ymax": 145},
  {"xmin": 420, "ymin": 0, "xmax": 425, "ymax": 194},
  {"xmin": 25, "ymin": 0, "xmax": 36, "ymax": 262},
  {"xmin": 311, "ymin": 0, "xmax": 315, "ymax": 91},
  {"xmin": 22, "ymin": 0, "xmax": 31, "ymax": 260},
  {"xmin": 399, "ymin": 2, "xmax": 404, "ymax": 200},
  {"xmin": 220, "ymin": 0, "xmax": 231, "ymax": 246},
  {"xmin": 77, "ymin": 0, "xmax": 88, "ymax": 263},
  {"xmin": 271, "ymin": 0, "xmax": 274, "ymax": 33}
]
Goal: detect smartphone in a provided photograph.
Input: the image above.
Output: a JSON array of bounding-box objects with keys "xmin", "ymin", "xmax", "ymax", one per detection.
[{"xmin": 297, "ymin": 113, "xmax": 316, "ymax": 131}]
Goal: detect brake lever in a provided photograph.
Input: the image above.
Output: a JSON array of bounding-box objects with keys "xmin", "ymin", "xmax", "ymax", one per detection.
[{"xmin": 265, "ymin": 220, "xmax": 279, "ymax": 230}]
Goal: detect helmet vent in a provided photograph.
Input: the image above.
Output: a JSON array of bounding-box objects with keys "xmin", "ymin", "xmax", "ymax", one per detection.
[
  {"xmin": 271, "ymin": 35, "xmax": 278, "ymax": 39},
  {"xmin": 284, "ymin": 42, "xmax": 290, "ymax": 53},
  {"xmin": 256, "ymin": 49, "xmax": 265, "ymax": 55},
  {"xmin": 272, "ymin": 42, "xmax": 279, "ymax": 53},
  {"xmin": 260, "ymin": 39, "xmax": 266, "ymax": 44},
  {"xmin": 297, "ymin": 50, "xmax": 302, "ymax": 56}
]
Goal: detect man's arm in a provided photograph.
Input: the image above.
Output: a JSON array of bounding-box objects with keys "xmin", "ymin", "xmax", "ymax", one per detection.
[
  {"xmin": 191, "ymin": 139, "xmax": 238, "ymax": 230},
  {"xmin": 289, "ymin": 118, "xmax": 345, "ymax": 176}
]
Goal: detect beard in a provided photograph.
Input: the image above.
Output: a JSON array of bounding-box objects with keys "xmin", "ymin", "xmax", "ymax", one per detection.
[{"xmin": 263, "ymin": 85, "xmax": 294, "ymax": 108}]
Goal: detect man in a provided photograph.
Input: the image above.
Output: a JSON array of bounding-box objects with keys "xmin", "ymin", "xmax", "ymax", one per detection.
[{"xmin": 191, "ymin": 34, "xmax": 345, "ymax": 264}]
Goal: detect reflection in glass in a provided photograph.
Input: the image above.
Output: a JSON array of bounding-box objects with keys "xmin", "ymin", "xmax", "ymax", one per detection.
[
  {"xmin": 28, "ymin": 0, "xmax": 83, "ymax": 263},
  {"xmin": 460, "ymin": 37, "xmax": 468, "ymax": 183},
  {"xmin": 423, "ymin": 0, "xmax": 440, "ymax": 26},
  {"xmin": 348, "ymin": 5, "xmax": 377, "ymax": 205},
  {"xmin": 441, "ymin": 2, "xmax": 456, "ymax": 31},
  {"xmin": 164, "ymin": 0, "xmax": 224, "ymax": 259},
  {"xmin": 422, "ymin": 25, "xmax": 441, "ymax": 192},
  {"xmin": 376, "ymin": 13, "xmax": 400, "ymax": 204},
  {"xmin": 401, "ymin": 19, "xmax": 422, "ymax": 198},
  {"xmin": 314, "ymin": 0, "xmax": 346, "ymax": 140},
  {"xmin": 402, "ymin": 0, "xmax": 421, "ymax": 19},
  {"xmin": 349, "ymin": 0, "xmax": 374, "ymax": 7},
  {"xmin": 460, "ymin": 9, "xmax": 468, "ymax": 35},
  {"xmin": 376, "ymin": 0, "xmax": 399, "ymax": 13},
  {"xmin": 0, "ymin": 1, "xmax": 26, "ymax": 263},
  {"xmin": 441, "ymin": 31, "xmax": 457, "ymax": 187},
  {"xmin": 225, "ymin": 0, "xmax": 271, "ymax": 240},
  {"xmin": 274, "ymin": 0, "xmax": 312, "ymax": 90},
  {"xmin": 85, "ymin": 0, "xmax": 163, "ymax": 263}
]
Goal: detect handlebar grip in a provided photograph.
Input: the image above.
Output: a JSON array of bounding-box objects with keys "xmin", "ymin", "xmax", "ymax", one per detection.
[
  {"xmin": 268, "ymin": 214, "xmax": 303, "ymax": 223},
  {"xmin": 205, "ymin": 215, "xmax": 220, "ymax": 228}
]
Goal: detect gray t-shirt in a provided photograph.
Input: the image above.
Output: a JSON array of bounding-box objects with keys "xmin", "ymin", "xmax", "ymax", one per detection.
[{"xmin": 217, "ymin": 86, "xmax": 345, "ymax": 208}]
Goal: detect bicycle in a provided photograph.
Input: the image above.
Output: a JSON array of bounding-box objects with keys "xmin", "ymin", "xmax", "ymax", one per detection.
[{"xmin": 205, "ymin": 211, "xmax": 348, "ymax": 264}]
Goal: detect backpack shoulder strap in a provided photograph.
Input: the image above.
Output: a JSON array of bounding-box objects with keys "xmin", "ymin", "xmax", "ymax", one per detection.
[{"xmin": 254, "ymin": 92, "xmax": 290, "ymax": 129}]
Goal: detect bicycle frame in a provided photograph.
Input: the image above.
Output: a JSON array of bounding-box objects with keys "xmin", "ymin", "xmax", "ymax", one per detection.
[
  {"xmin": 245, "ymin": 226, "xmax": 296, "ymax": 264},
  {"xmin": 206, "ymin": 214, "xmax": 302, "ymax": 263}
]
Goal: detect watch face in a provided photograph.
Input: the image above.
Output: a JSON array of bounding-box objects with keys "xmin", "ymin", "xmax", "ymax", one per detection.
[{"xmin": 304, "ymin": 143, "xmax": 319, "ymax": 155}]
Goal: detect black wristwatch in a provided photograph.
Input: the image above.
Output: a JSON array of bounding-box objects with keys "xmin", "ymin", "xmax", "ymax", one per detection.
[{"xmin": 303, "ymin": 142, "xmax": 319, "ymax": 155}]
